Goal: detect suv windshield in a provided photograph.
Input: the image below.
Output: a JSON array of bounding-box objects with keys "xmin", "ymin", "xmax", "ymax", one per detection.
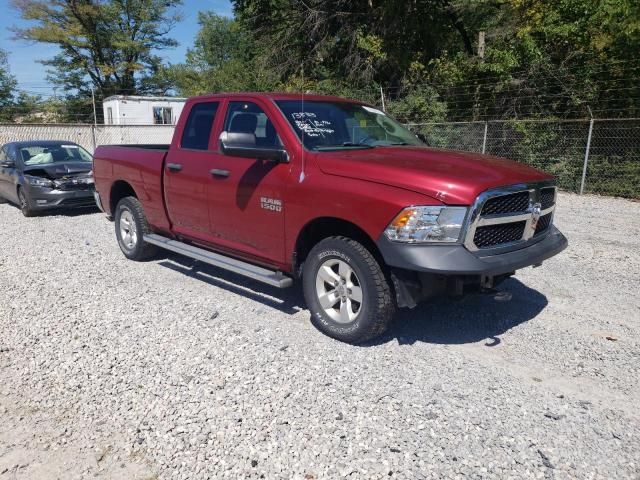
[
  {"xmin": 276, "ymin": 100, "xmax": 423, "ymax": 151},
  {"xmin": 20, "ymin": 143, "xmax": 93, "ymax": 166}
]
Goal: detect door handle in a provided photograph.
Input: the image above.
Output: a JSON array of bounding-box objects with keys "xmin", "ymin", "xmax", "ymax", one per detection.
[
  {"xmin": 210, "ymin": 169, "xmax": 230, "ymax": 178},
  {"xmin": 167, "ymin": 163, "xmax": 183, "ymax": 172}
]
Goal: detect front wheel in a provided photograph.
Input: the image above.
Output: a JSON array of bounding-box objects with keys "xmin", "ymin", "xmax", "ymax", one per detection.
[
  {"xmin": 302, "ymin": 236, "xmax": 396, "ymax": 344},
  {"xmin": 114, "ymin": 196, "xmax": 158, "ymax": 261},
  {"xmin": 18, "ymin": 188, "xmax": 34, "ymax": 217}
]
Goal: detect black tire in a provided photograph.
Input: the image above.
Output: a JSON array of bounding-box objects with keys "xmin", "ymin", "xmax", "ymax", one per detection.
[
  {"xmin": 18, "ymin": 188, "xmax": 34, "ymax": 217},
  {"xmin": 302, "ymin": 236, "xmax": 396, "ymax": 344},
  {"xmin": 114, "ymin": 196, "xmax": 158, "ymax": 261}
]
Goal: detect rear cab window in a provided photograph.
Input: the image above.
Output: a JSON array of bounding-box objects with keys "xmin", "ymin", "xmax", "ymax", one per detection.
[{"xmin": 181, "ymin": 102, "xmax": 219, "ymax": 150}]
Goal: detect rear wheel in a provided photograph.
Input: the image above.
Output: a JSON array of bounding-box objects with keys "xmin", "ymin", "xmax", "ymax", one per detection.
[
  {"xmin": 18, "ymin": 188, "xmax": 34, "ymax": 217},
  {"xmin": 302, "ymin": 236, "xmax": 395, "ymax": 344},
  {"xmin": 114, "ymin": 196, "xmax": 158, "ymax": 261}
]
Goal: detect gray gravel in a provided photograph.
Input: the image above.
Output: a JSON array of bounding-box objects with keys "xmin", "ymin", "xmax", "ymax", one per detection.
[{"xmin": 0, "ymin": 192, "xmax": 639, "ymax": 479}]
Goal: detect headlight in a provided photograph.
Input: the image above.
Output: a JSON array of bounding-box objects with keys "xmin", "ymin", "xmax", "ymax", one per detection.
[
  {"xmin": 25, "ymin": 175, "xmax": 54, "ymax": 188},
  {"xmin": 384, "ymin": 206, "xmax": 468, "ymax": 243}
]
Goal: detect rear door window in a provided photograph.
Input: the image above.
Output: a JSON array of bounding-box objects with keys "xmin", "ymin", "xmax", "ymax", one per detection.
[{"xmin": 181, "ymin": 102, "xmax": 219, "ymax": 150}]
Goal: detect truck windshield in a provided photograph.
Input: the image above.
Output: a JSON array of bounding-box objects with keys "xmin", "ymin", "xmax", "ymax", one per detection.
[{"xmin": 275, "ymin": 100, "xmax": 424, "ymax": 151}]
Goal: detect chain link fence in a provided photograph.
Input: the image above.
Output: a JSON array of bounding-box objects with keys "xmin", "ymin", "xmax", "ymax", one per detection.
[
  {"xmin": 409, "ymin": 118, "xmax": 640, "ymax": 198},
  {"xmin": 1, "ymin": 119, "xmax": 639, "ymax": 198},
  {"xmin": 0, "ymin": 124, "xmax": 175, "ymax": 154}
]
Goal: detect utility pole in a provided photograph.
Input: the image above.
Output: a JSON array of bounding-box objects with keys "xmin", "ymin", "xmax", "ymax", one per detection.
[
  {"xmin": 580, "ymin": 106, "xmax": 594, "ymax": 195},
  {"xmin": 91, "ymin": 86, "xmax": 98, "ymax": 152},
  {"xmin": 91, "ymin": 86, "xmax": 98, "ymax": 125}
]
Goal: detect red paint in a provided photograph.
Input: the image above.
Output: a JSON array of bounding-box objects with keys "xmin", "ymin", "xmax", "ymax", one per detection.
[{"xmin": 94, "ymin": 93, "xmax": 554, "ymax": 274}]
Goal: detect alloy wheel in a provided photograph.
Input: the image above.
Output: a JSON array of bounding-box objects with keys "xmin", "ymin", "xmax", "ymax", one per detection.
[
  {"xmin": 119, "ymin": 209, "xmax": 138, "ymax": 249},
  {"xmin": 315, "ymin": 258, "xmax": 363, "ymax": 323}
]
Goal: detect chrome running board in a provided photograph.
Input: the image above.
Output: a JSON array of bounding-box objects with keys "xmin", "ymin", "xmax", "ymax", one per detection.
[{"xmin": 144, "ymin": 233, "xmax": 293, "ymax": 288}]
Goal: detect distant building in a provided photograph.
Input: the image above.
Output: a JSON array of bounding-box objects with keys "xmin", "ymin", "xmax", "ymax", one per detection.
[{"xmin": 102, "ymin": 95, "xmax": 187, "ymax": 125}]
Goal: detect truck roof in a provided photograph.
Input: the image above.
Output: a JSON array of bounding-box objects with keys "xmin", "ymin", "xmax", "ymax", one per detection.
[{"xmin": 188, "ymin": 92, "xmax": 366, "ymax": 104}]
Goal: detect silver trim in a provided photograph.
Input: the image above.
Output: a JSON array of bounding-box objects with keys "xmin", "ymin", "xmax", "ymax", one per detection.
[
  {"xmin": 144, "ymin": 233, "xmax": 293, "ymax": 288},
  {"xmin": 464, "ymin": 181, "xmax": 557, "ymax": 252},
  {"xmin": 315, "ymin": 258, "xmax": 363, "ymax": 323}
]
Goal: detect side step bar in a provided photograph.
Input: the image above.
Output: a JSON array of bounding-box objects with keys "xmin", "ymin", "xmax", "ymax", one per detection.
[{"xmin": 143, "ymin": 233, "xmax": 293, "ymax": 288}]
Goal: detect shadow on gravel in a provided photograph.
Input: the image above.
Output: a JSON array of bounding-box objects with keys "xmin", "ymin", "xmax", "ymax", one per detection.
[
  {"xmin": 370, "ymin": 277, "xmax": 548, "ymax": 347},
  {"xmin": 4, "ymin": 202, "xmax": 100, "ymax": 217},
  {"xmin": 158, "ymin": 254, "xmax": 306, "ymax": 315},
  {"xmin": 46, "ymin": 206, "xmax": 101, "ymax": 217},
  {"xmin": 158, "ymin": 255, "xmax": 547, "ymax": 347}
]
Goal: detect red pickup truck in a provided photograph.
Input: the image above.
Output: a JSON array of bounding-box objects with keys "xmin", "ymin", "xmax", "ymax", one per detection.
[{"xmin": 93, "ymin": 93, "xmax": 567, "ymax": 343}]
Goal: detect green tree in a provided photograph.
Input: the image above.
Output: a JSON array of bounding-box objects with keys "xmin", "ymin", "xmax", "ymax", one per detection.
[
  {"xmin": 232, "ymin": 0, "xmax": 478, "ymax": 88},
  {"xmin": 0, "ymin": 49, "xmax": 18, "ymax": 122},
  {"xmin": 427, "ymin": 0, "xmax": 640, "ymax": 119},
  {"xmin": 169, "ymin": 12, "xmax": 277, "ymax": 96},
  {"xmin": 12, "ymin": 0, "xmax": 183, "ymax": 100}
]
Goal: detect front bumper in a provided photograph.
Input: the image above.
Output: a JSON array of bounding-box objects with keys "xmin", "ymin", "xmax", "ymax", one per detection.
[
  {"xmin": 378, "ymin": 226, "xmax": 568, "ymax": 276},
  {"xmin": 25, "ymin": 185, "xmax": 97, "ymax": 210}
]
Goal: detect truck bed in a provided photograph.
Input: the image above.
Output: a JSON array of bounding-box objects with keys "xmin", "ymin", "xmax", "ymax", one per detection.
[{"xmin": 93, "ymin": 144, "xmax": 170, "ymax": 230}]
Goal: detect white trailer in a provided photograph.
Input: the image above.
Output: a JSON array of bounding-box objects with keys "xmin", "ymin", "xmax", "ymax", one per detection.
[{"xmin": 102, "ymin": 95, "xmax": 187, "ymax": 125}]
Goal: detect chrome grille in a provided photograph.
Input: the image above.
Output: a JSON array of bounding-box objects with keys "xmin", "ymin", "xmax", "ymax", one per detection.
[
  {"xmin": 540, "ymin": 187, "xmax": 556, "ymax": 210},
  {"xmin": 464, "ymin": 182, "xmax": 557, "ymax": 251},
  {"xmin": 474, "ymin": 221, "xmax": 527, "ymax": 248},
  {"xmin": 481, "ymin": 191, "xmax": 529, "ymax": 215},
  {"xmin": 535, "ymin": 212, "xmax": 553, "ymax": 235}
]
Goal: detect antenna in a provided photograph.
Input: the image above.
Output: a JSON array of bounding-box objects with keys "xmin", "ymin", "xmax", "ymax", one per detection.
[{"xmin": 299, "ymin": 63, "xmax": 306, "ymax": 183}]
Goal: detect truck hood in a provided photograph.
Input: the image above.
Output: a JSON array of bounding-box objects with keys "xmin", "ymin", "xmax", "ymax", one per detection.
[{"xmin": 315, "ymin": 146, "xmax": 552, "ymax": 205}]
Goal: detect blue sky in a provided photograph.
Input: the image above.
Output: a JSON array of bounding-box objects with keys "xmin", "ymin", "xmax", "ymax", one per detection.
[{"xmin": 0, "ymin": 0, "xmax": 233, "ymax": 95}]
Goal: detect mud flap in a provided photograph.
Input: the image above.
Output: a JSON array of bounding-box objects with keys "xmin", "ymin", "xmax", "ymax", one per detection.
[{"xmin": 390, "ymin": 270, "xmax": 420, "ymax": 309}]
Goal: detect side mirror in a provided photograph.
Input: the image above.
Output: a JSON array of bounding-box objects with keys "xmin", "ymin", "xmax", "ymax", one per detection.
[{"xmin": 219, "ymin": 131, "xmax": 289, "ymax": 163}]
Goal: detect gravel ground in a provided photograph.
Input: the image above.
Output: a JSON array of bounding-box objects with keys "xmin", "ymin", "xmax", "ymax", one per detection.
[{"xmin": 0, "ymin": 192, "xmax": 639, "ymax": 479}]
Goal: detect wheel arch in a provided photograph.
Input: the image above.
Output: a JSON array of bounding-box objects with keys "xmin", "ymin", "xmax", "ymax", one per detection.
[
  {"xmin": 109, "ymin": 180, "xmax": 138, "ymax": 215},
  {"xmin": 16, "ymin": 183, "xmax": 25, "ymax": 203},
  {"xmin": 13, "ymin": 173, "xmax": 26, "ymax": 203},
  {"xmin": 293, "ymin": 217, "xmax": 385, "ymax": 276}
]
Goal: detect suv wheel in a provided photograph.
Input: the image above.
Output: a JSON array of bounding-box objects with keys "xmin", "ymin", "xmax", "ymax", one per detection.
[
  {"xmin": 302, "ymin": 236, "xmax": 395, "ymax": 344},
  {"xmin": 115, "ymin": 196, "xmax": 158, "ymax": 261}
]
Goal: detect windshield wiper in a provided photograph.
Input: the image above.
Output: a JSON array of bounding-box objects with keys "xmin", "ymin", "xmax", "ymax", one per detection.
[{"xmin": 313, "ymin": 143, "xmax": 374, "ymax": 151}]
